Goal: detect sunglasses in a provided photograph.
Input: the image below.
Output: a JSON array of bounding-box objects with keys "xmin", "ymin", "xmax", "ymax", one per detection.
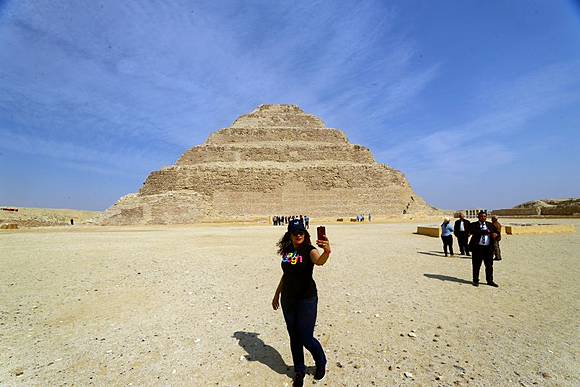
[{"xmin": 291, "ymin": 231, "xmax": 305, "ymax": 236}]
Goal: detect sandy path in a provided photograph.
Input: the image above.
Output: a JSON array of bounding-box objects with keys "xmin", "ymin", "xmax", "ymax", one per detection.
[{"xmin": 1, "ymin": 221, "xmax": 578, "ymax": 386}]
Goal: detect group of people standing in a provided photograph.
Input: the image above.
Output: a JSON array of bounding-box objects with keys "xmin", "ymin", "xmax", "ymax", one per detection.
[
  {"xmin": 441, "ymin": 211, "xmax": 503, "ymax": 287},
  {"xmin": 273, "ymin": 214, "xmax": 310, "ymax": 229},
  {"xmin": 354, "ymin": 213, "xmax": 371, "ymax": 222}
]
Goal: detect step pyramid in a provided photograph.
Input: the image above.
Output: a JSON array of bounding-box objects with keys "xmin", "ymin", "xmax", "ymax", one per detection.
[{"xmin": 100, "ymin": 104, "xmax": 438, "ymax": 224}]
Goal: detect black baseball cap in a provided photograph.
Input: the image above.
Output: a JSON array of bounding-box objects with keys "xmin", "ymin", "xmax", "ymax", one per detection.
[{"xmin": 288, "ymin": 219, "xmax": 306, "ymax": 233}]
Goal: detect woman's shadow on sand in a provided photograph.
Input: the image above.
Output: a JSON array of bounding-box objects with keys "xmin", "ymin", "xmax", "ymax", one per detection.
[{"xmin": 232, "ymin": 331, "xmax": 293, "ymax": 377}]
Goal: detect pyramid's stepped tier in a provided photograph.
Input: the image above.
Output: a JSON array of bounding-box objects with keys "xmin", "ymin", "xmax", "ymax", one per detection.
[
  {"xmin": 177, "ymin": 143, "xmax": 374, "ymax": 164},
  {"xmin": 99, "ymin": 192, "xmax": 211, "ymax": 225},
  {"xmin": 101, "ymin": 166, "xmax": 429, "ymax": 224},
  {"xmin": 140, "ymin": 165, "xmax": 407, "ymax": 196},
  {"xmin": 116, "ymin": 164, "xmax": 434, "ymax": 222},
  {"xmin": 230, "ymin": 104, "xmax": 325, "ymax": 129},
  {"xmin": 206, "ymin": 127, "xmax": 348, "ymax": 144},
  {"xmin": 99, "ymin": 104, "xmax": 440, "ymax": 225}
]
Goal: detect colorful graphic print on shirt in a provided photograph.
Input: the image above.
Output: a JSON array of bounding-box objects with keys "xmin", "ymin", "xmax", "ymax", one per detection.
[{"xmin": 281, "ymin": 251, "xmax": 303, "ymax": 265}]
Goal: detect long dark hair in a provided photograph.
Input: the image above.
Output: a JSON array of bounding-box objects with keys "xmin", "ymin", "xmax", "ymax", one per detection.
[{"xmin": 277, "ymin": 230, "xmax": 312, "ymax": 256}]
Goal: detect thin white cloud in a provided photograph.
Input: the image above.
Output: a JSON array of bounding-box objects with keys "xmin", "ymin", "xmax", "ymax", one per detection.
[
  {"xmin": 379, "ymin": 61, "xmax": 580, "ymax": 175},
  {"xmin": 1, "ymin": 0, "xmax": 435, "ymax": 169},
  {"xmin": 0, "ymin": 132, "xmax": 169, "ymax": 177}
]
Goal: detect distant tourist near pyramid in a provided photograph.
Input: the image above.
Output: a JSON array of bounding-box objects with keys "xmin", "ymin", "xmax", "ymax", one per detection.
[{"xmin": 100, "ymin": 104, "xmax": 438, "ymax": 224}]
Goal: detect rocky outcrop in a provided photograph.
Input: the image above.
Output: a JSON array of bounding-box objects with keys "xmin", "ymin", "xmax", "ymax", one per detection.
[
  {"xmin": 0, "ymin": 207, "xmax": 100, "ymax": 227},
  {"xmin": 100, "ymin": 104, "xmax": 438, "ymax": 224},
  {"xmin": 500, "ymin": 198, "xmax": 580, "ymax": 216},
  {"xmin": 514, "ymin": 198, "xmax": 580, "ymax": 209}
]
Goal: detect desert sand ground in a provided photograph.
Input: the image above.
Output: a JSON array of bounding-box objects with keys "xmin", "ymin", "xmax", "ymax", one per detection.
[{"xmin": 1, "ymin": 219, "xmax": 578, "ymax": 386}]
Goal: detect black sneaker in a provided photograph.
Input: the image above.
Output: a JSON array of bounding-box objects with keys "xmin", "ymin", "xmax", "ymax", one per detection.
[
  {"xmin": 472, "ymin": 281, "xmax": 479, "ymax": 287},
  {"xmin": 314, "ymin": 364, "xmax": 326, "ymax": 382},
  {"xmin": 487, "ymin": 282, "xmax": 499, "ymax": 287},
  {"xmin": 293, "ymin": 371, "xmax": 305, "ymax": 387}
]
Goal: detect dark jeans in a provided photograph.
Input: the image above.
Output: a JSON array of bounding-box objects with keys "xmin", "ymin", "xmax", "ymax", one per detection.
[
  {"xmin": 441, "ymin": 235, "xmax": 454, "ymax": 255},
  {"xmin": 472, "ymin": 245, "xmax": 494, "ymax": 283},
  {"xmin": 281, "ymin": 296, "xmax": 327, "ymax": 373},
  {"xmin": 455, "ymin": 232, "xmax": 470, "ymax": 254}
]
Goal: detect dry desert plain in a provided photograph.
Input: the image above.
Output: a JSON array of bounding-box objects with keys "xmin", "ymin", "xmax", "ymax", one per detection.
[{"xmin": 1, "ymin": 219, "xmax": 579, "ymax": 386}]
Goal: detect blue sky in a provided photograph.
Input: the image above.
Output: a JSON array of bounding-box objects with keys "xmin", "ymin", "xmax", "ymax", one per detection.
[{"xmin": 0, "ymin": 0, "xmax": 579, "ymax": 211}]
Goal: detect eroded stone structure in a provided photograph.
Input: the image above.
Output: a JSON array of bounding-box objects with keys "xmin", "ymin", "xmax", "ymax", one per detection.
[{"xmin": 100, "ymin": 104, "xmax": 438, "ymax": 224}]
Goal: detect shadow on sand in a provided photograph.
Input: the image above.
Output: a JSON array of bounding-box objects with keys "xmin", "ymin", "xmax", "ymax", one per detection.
[
  {"xmin": 232, "ymin": 331, "xmax": 292, "ymax": 377},
  {"xmin": 418, "ymin": 250, "xmax": 446, "ymax": 257},
  {"xmin": 424, "ymin": 273, "xmax": 472, "ymax": 285},
  {"xmin": 418, "ymin": 251, "xmax": 471, "ymax": 259}
]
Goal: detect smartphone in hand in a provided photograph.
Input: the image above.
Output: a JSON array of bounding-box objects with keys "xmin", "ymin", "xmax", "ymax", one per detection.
[{"xmin": 317, "ymin": 226, "xmax": 326, "ymax": 242}]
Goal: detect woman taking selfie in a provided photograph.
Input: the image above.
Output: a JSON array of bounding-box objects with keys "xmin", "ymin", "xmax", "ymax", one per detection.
[{"xmin": 272, "ymin": 219, "xmax": 331, "ymax": 387}]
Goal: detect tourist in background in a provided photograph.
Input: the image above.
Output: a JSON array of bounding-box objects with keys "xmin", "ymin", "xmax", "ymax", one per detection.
[
  {"xmin": 272, "ymin": 219, "xmax": 331, "ymax": 386},
  {"xmin": 454, "ymin": 213, "xmax": 471, "ymax": 256},
  {"xmin": 469, "ymin": 211, "xmax": 499, "ymax": 287},
  {"xmin": 441, "ymin": 217, "xmax": 454, "ymax": 257},
  {"xmin": 491, "ymin": 215, "xmax": 502, "ymax": 261}
]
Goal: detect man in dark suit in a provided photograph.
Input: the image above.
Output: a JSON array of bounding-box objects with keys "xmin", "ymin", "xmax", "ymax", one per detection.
[
  {"xmin": 469, "ymin": 211, "xmax": 499, "ymax": 287},
  {"xmin": 453, "ymin": 213, "xmax": 471, "ymax": 256}
]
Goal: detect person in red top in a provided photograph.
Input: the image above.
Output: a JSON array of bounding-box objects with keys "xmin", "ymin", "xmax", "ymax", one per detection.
[{"xmin": 272, "ymin": 219, "xmax": 331, "ymax": 387}]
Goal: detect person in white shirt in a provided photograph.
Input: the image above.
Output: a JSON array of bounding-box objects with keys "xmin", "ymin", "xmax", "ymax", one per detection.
[
  {"xmin": 468, "ymin": 211, "xmax": 499, "ymax": 287},
  {"xmin": 440, "ymin": 217, "xmax": 455, "ymax": 257}
]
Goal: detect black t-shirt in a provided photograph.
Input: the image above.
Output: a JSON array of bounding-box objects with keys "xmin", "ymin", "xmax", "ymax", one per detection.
[{"xmin": 281, "ymin": 244, "xmax": 317, "ymax": 300}]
